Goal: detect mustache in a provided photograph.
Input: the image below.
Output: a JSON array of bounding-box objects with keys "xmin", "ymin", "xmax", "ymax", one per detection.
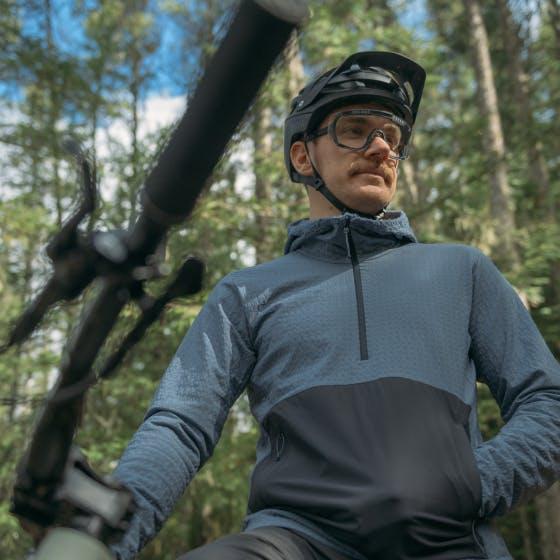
[{"xmin": 349, "ymin": 161, "xmax": 395, "ymax": 180}]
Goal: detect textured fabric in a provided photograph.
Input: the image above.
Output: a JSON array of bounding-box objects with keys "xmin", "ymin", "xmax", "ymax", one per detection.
[
  {"xmin": 178, "ymin": 526, "xmax": 349, "ymax": 559},
  {"xmin": 111, "ymin": 211, "xmax": 560, "ymax": 560}
]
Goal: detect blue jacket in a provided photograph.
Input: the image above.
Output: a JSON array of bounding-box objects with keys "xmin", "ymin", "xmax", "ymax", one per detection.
[{"xmin": 112, "ymin": 211, "xmax": 560, "ymax": 560}]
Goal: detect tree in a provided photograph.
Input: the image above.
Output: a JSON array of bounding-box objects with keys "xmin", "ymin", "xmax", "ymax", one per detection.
[
  {"xmin": 462, "ymin": 0, "xmax": 520, "ymax": 269},
  {"xmin": 495, "ymin": 0, "xmax": 551, "ymax": 220}
]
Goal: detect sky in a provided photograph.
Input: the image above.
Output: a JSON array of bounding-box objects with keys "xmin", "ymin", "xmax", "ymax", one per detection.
[
  {"xmin": 1, "ymin": 0, "xmax": 437, "ymax": 207},
  {"xmin": 14, "ymin": 0, "xmax": 432, "ymax": 98}
]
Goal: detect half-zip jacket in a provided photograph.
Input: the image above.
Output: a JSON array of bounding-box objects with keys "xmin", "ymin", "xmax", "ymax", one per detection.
[{"xmin": 112, "ymin": 211, "xmax": 560, "ymax": 560}]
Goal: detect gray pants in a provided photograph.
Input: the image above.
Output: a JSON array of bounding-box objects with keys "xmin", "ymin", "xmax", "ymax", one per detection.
[{"xmin": 178, "ymin": 527, "xmax": 350, "ymax": 560}]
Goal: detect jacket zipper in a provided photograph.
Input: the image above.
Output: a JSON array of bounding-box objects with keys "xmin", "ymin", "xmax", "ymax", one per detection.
[{"xmin": 344, "ymin": 217, "xmax": 369, "ymax": 361}]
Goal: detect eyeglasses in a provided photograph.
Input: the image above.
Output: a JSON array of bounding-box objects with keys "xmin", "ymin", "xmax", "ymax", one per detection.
[{"xmin": 304, "ymin": 109, "xmax": 411, "ymax": 160}]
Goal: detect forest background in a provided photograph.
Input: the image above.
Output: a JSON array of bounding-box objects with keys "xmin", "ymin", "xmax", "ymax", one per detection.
[{"xmin": 1, "ymin": 0, "xmax": 559, "ymax": 558}]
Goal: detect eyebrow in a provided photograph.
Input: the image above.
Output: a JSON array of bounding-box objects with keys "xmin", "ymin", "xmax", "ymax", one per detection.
[
  {"xmin": 343, "ymin": 116, "xmax": 369, "ymax": 123},
  {"xmin": 339, "ymin": 117, "xmax": 401, "ymax": 135},
  {"xmin": 383, "ymin": 123, "xmax": 401, "ymax": 134},
  {"xmin": 332, "ymin": 115, "xmax": 369, "ymax": 127}
]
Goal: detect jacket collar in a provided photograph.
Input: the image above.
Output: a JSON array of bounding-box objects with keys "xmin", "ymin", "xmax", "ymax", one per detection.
[{"xmin": 284, "ymin": 210, "xmax": 417, "ymax": 261}]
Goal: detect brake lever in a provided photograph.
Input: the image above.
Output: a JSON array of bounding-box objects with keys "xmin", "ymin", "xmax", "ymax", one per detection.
[
  {"xmin": 98, "ymin": 256, "xmax": 204, "ymax": 380},
  {"xmin": 1, "ymin": 141, "xmax": 97, "ymax": 353}
]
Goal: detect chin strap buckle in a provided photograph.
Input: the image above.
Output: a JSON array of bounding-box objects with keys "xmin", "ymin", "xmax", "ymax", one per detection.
[{"xmin": 312, "ymin": 176, "xmax": 324, "ymax": 190}]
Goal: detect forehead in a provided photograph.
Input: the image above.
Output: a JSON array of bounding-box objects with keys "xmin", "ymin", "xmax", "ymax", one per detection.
[{"xmin": 320, "ymin": 102, "xmax": 393, "ymax": 126}]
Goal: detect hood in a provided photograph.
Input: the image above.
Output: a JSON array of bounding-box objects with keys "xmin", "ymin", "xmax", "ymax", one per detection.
[{"xmin": 284, "ymin": 210, "xmax": 417, "ymax": 262}]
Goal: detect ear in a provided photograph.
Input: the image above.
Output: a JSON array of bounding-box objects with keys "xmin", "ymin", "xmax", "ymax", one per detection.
[{"xmin": 290, "ymin": 140, "xmax": 314, "ymax": 177}]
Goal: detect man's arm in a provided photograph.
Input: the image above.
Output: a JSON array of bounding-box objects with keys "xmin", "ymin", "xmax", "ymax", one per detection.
[
  {"xmin": 110, "ymin": 275, "xmax": 255, "ymax": 559},
  {"xmin": 469, "ymin": 249, "xmax": 560, "ymax": 518}
]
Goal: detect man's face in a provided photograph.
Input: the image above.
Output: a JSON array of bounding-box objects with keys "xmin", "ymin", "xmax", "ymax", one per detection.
[{"xmin": 292, "ymin": 102, "xmax": 400, "ymax": 216}]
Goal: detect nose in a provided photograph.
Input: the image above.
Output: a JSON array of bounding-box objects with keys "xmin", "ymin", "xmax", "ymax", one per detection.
[{"xmin": 363, "ymin": 131, "xmax": 391, "ymax": 160}]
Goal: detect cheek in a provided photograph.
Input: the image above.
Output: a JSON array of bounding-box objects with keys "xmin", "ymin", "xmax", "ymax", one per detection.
[
  {"xmin": 389, "ymin": 165, "xmax": 398, "ymax": 185},
  {"xmin": 319, "ymin": 153, "xmax": 347, "ymax": 183}
]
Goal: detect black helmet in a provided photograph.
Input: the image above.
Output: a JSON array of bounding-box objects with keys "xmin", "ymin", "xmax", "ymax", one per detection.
[{"xmin": 284, "ymin": 51, "xmax": 426, "ymax": 191}]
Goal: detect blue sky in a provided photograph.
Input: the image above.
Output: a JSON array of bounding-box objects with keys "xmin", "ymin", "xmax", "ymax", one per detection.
[
  {"xmin": 9, "ymin": 0, "xmax": 432, "ymax": 102},
  {"xmin": 399, "ymin": 0, "xmax": 430, "ymax": 34},
  {"xmin": 16, "ymin": 0, "xmax": 187, "ymax": 97}
]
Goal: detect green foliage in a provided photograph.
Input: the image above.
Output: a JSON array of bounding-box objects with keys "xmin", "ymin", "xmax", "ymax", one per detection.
[{"xmin": 1, "ymin": 0, "xmax": 559, "ymax": 558}]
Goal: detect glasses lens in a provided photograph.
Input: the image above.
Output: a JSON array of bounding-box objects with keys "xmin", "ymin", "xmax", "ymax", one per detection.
[{"xmin": 333, "ymin": 112, "xmax": 403, "ymax": 154}]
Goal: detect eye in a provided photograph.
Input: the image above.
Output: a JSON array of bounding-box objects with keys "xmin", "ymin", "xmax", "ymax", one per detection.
[
  {"xmin": 383, "ymin": 127, "xmax": 401, "ymax": 150},
  {"xmin": 342, "ymin": 124, "xmax": 366, "ymax": 136},
  {"xmin": 385, "ymin": 134, "xmax": 398, "ymax": 149}
]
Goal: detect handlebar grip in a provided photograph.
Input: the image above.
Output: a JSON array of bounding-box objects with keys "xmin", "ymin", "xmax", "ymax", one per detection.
[
  {"xmin": 135, "ymin": 0, "xmax": 308, "ymax": 237},
  {"xmin": 32, "ymin": 528, "xmax": 114, "ymax": 560}
]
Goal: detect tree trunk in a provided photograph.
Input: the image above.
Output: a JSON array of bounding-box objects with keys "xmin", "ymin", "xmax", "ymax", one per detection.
[
  {"xmin": 547, "ymin": 0, "xmax": 560, "ymax": 216},
  {"xmin": 495, "ymin": 0, "xmax": 551, "ymax": 220},
  {"xmin": 462, "ymin": 0, "xmax": 520, "ymax": 269},
  {"xmin": 44, "ymin": 0, "xmax": 64, "ymax": 228},
  {"xmin": 285, "ymin": 33, "xmax": 307, "ymax": 209},
  {"xmin": 535, "ymin": 482, "xmax": 560, "ymax": 560},
  {"xmin": 286, "ymin": 32, "xmax": 304, "ymax": 106},
  {"xmin": 398, "ymin": 159, "xmax": 420, "ymax": 207},
  {"xmin": 548, "ymin": 261, "xmax": 560, "ymax": 357},
  {"xmin": 253, "ymin": 100, "xmax": 274, "ymax": 264},
  {"xmin": 548, "ymin": 0, "xmax": 560, "ymax": 59},
  {"xmin": 128, "ymin": 48, "xmax": 141, "ymax": 229}
]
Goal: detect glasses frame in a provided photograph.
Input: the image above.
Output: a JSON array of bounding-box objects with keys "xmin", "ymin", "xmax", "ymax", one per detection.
[{"xmin": 304, "ymin": 108, "xmax": 411, "ymax": 161}]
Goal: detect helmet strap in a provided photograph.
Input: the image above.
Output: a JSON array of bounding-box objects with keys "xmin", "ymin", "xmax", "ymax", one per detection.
[{"xmin": 302, "ymin": 142, "xmax": 387, "ymax": 220}]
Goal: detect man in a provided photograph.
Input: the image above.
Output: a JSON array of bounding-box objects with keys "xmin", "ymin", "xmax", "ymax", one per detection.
[{"xmin": 112, "ymin": 52, "xmax": 560, "ymax": 560}]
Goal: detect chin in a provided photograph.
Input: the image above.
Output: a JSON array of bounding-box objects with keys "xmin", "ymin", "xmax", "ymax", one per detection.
[
  {"xmin": 349, "ymin": 191, "xmax": 392, "ymax": 212},
  {"xmin": 349, "ymin": 200, "xmax": 388, "ymax": 215}
]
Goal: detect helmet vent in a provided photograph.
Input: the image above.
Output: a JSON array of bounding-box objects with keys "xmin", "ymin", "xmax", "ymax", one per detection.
[{"xmin": 403, "ymin": 81, "xmax": 414, "ymax": 104}]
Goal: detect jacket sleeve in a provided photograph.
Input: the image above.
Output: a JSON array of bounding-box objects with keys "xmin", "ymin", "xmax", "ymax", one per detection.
[
  {"xmin": 110, "ymin": 275, "xmax": 255, "ymax": 559},
  {"xmin": 469, "ymin": 250, "xmax": 560, "ymax": 518}
]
